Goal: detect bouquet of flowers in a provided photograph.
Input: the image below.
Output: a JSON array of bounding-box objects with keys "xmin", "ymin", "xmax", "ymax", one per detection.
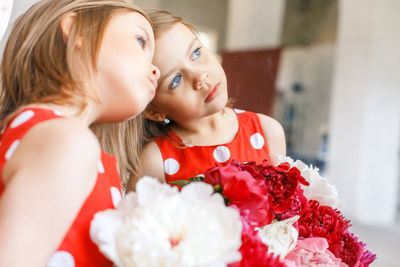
[{"xmin": 90, "ymin": 157, "xmax": 376, "ymax": 267}]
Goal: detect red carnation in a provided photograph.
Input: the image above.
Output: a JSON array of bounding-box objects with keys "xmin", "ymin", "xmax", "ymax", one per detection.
[
  {"xmin": 255, "ymin": 161, "xmax": 309, "ymax": 217},
  {"xmin": 204, "ymin": 164, "xmax": 273, "ymax": 227},
  {"xmin": 298, "ymin": 200, "xmax": 351, "ymax": 256},
  {"xmin": 329, "ymin": 232, "xmax": 376, "ymax": 267}
]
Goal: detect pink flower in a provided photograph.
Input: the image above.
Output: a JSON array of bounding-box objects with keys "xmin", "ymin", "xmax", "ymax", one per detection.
[
  {"xmin": 284, "ymin": 237, "xmax": 348, "ymax": 266},
  {"xmin": 204, "ymin": 164, "xmax": 273, "ymax": 227}
]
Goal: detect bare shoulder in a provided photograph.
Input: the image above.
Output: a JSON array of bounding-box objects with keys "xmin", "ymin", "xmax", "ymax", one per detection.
[
  {"xmin": 0, "ymin": 119, "xmax": 101, "ymax": 265},
  {"xmin": 256, "ymin": 113, "xmax": 285, "ymax": 136},
  {"xmin": 256, "ymin": 113, "xmax": 286, "ymax": 164},
  {"xmin": 127, "ymin": 141, "xmax": 165, "ymax": 192},
  {"xmin": 3, "ymin": 118, "xmax": 100, "ymax": 188},
  {"xmin": 23, "ymin": 118, "xmax": 100, "ymax": 162}
]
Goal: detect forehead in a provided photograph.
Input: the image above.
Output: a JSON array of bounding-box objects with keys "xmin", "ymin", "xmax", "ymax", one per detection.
[
  {"xmin": 108, "ymin": 11, "xmax": 153, "ymax": 35},
  {"xmin": 153, "ymin": 23, "xmax": 197, "ymax": 66}
]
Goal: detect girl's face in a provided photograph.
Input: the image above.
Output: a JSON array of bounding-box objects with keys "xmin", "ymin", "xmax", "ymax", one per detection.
[
  {"xmin": 150, "ymin": 23, "xmax": 228, "ymax": 122},
  {"xmin": 96, "ymin": 11, "xmax": 160, "ymax": 122}
]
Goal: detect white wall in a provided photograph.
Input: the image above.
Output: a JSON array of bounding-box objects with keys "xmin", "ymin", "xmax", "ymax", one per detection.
[
  {"xmin": 131, "ymin": 0, "xmax": 160, "ymax": 9},
  {"xmin": 276, "ymin": 44, "xmax": 335, "ymax": 158},
  {"xmin": 0, "ymin": 0, "xmax": 13, "ymax": 43},
  {"xmin": 0, "ymin": 0, "xmax": 39, "ymax": 57},
  {"xmin": 225, "ymin": 0, "xmax": 285, "ymax": 50},
  {"xmin": 328, "ymin": 0, "xmax": 400, "ymax": 225}
]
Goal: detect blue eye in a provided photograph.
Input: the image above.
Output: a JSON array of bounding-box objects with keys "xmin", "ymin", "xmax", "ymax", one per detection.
[
  {"xmin": 169, "ymin": 74, "xmax": 182, "ymax": 89},
  {"xmin": 191, "ymin": 47, "xmax": 201, "ymax": 60},
  {"xmin": 136, "ymin": 37, "xmax": 145, "ymax": 48}
]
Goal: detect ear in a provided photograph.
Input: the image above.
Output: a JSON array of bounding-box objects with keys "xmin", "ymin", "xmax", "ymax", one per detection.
[
  {"xmin": 143, "ymin": 106, "xmax": 167, "ymax": 122},
  {"xmin": 60, "ymin": 12, "xmax": 76, "ymax": 40},
  {"xmin": 60, "ymin": 13, "xmax": 82, "ymax": 47}
]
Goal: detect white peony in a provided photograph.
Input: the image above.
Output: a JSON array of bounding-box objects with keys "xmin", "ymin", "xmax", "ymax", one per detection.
[
  {"xmin": 278, "ymin": 156, "xmax": 341, "ymax": 208},
  {"xmin": 90, "ymin": 177, "xmax": 242, "ymax": 267},
  {"xmin": 256, "ymin": 216, "xmax": 299, "ymax": 258}
]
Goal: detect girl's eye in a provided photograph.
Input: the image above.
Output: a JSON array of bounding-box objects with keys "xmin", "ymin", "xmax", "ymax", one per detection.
[
  {"xmin": 169, "ymin": 74, "xmax": 182, "ymax": 89},
  {"xmin": 136, "ymin": 37, "xmax": 145, "ymax": 48},
  {"xmin": 191, "ymin": 47, "xmax": 201, "ymax": 60}
]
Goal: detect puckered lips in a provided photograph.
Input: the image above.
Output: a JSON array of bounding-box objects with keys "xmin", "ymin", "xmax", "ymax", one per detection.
[
  {"xmin": 204, "ymin": 82, "xmax": 221, "ymax": 103},
  {"xmin": 149, "ymin": 78, "xmax": 158, "ymax": 95}
]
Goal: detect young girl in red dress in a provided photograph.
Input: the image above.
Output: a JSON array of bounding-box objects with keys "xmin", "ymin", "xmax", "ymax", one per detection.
[
  {"xmin": 126, "ymin": 10, "xmax": 286, "ymax": 191},
  {"xmin": 0, "ymin": 1, "xmax": 159, "ymax": 266}
]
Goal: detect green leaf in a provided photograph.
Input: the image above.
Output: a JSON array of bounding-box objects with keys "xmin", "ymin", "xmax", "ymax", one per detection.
[
  {"xmin": 169, "ymin": 180, "xmax": 191, "ymax": 187},
  {"xmin": 189, "ymin": 175, "xmax": 204, "ymax": 182}
]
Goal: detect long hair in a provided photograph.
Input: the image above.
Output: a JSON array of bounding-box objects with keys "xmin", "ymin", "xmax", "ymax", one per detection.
[
  {"xmin": 0, "ymin": 0, "xmax": 147, "ymax": 126},
  {"xmin": 92, "ymin": 10, "xmax": 196, "ymax": 188},
  {"xmin": 93, "ymin": 10, "xmax": 233, "ymax": 188},
  {"xmin": 91, "ymin": 117, "xmax": 145, "ymax": 189}
]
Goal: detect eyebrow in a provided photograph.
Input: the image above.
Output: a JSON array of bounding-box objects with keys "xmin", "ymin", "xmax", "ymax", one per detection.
[
  {"xmin": 138, "ymin": 25, "xmax": 152, "ymax": 48},
  {"xmin": 158, "ymin": 37, "xmax": 198, "ymax": 87}
]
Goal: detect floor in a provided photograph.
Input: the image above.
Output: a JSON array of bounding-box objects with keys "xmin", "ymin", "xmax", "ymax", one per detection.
[{"xmin": 350, "ymin": 222, "xmax": 400, "ymax": 267}]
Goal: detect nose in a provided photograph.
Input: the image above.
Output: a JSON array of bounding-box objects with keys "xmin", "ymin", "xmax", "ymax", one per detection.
[
  {"xmin": 151, "ymin": 65, "xmax": 160, "ymax": 80},
  {"xmin": 193, "ymin": 72, "xmax": 209, "ymax": 90}
]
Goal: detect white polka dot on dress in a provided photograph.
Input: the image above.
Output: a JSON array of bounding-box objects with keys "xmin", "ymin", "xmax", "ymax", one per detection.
[
  {"xmin": 250, "ymin": 133, "xmax": 265, "ymax": 149},
  {"xmin": 213, "ymin": 146, "xmax": 231, "ymax": 163},
  {"xmin": 47, "ymin": 251, "xmax": 75, "ymax": 267},
  {"xmin": 5, "ymin": 140, "xmax": 20, "ymax": 160},
  {"xmin": 110, "ymin": 186, "xmax": 122, "ymax": 208},
  {"xmin": 53, "ymin": 110, "xmax": 63, "ymax": 116},
  {"xmin": 164, "ymin": 158, "xmax": 180, "ymax": 175},
  {"xmin": 234, "ymin": 109, "xmax": 245, "ymax": 114},
  {"xmin": 98, "ymin": 161, "xmax": 105, "ymax": 174},
  {"xmin": 10, "ymin": 110, "xmax": 34, "ymax": 128}
]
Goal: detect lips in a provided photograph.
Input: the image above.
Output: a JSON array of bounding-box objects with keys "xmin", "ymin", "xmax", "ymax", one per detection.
[{"xmin": 204, "ymin": 83, "xmax": 220, "ymax": 103}]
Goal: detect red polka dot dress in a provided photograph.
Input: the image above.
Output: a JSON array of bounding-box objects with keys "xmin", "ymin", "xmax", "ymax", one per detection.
[
  {"xmin": 154, "ymin": 109, "xmax": 271, "ymax": 184},
  {"xmin": 0, "ymin": 108, "xmax": 122, "ymax": 267}
]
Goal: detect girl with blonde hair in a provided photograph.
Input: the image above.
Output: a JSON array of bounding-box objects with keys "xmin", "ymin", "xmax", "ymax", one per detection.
[
  {"xmin": 122, "ymin": 10, "xmax": 285, "ymax": 191},
  {"xmin": 0, "ymin": 0, "xmax": 159, "ymax": 265}
]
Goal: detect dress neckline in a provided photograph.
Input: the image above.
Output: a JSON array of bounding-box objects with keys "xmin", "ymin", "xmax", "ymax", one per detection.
[{"xmin": 168, "ymin": 108, "xmax": 241, "ymax": 148}]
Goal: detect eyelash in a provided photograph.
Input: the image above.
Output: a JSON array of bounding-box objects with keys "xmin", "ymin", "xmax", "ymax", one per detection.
[
  {"xmin": 192, "ymin": 47, "xmax": 201, "ymax": 60},
  {"xmin": 168, "ymin": 47, "xmax": 202, "ymax": 89},
  {"xmin": 169, "ymin": 74, "xmax": 182, "ymax": 89},
  {"xmin": 136, "ymin": 36, "xmax": 146, "ymax": 48}
]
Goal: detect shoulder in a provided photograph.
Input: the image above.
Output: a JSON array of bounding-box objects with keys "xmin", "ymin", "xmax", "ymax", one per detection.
[
  {"xmin": 26, "ymin": 119, "xmax": 100, "ymax": 160},
  {"xmin": 3, "ymin": 118, "xmax": 100, "ymax": 186},
  {"xmin": 141, "ymin": 141, "xmax": 165, "ymax": 180},
  {"xmin": 0, "ymin": 119, "xmax": 101, "ymax": 264},
  {"xmin": 127, "ymin": 141, "xmax": 165, "ymax": 192},
  {"xmin": 256, "ymin": 113, "xmax": 285, "ymax": 136},
  {"xmin": 256, "ymin": 113, "xmax": 286, "ymax": 164}
]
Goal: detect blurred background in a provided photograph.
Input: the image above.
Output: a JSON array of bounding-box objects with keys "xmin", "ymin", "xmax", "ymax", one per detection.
[{"xmin": 1, "ymin": 0, "xmax": 399, "ymax": 266}]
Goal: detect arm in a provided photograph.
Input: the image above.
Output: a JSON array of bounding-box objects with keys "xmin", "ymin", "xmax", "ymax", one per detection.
[
  {"xmin": 127, "ymin": 140, "xmax": 165, "ymax": 192},
  {"xmin": 0, "ymin": 119, "xmax": 100, "ymax": 267},
  {"xmin": 257, "ymin": 113, "xmax": 286, "ymax": 165}
]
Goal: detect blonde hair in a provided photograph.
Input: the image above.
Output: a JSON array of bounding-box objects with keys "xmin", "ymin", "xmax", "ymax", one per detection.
[
  {"xmin": 92, "ymin": 9, "xmax": 196, "ymax": 188},
  {"xmin": 94, "ymin": 9, "xmax": 233, "ymax": 188},
  {"xmin": 91, "ymin": 117, "xmax": 145, "ymax": 188},
  {"xmin": 0, "ymin": 0, "xmax": 147, "ymax": 125}
]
